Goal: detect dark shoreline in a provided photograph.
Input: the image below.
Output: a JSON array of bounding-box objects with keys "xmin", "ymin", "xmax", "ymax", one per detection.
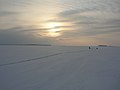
[{"xmin": 0, "ymin": 44, "xmax": 51, "ymax": 46}]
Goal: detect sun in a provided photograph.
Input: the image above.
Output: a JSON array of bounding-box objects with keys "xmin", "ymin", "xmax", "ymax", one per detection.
[
  {"xmin": 44, "ymin": 22, "xmax": 63, "ymax": 37},
  {"xmin": 47, "ymin": 28, "xmax": 61, "ymax": 37},
  {"xmin": 46, "ymin": 22, "xmax": 62, "ymax": 28}
]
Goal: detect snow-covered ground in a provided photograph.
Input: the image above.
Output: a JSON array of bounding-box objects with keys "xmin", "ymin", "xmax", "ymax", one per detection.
[{"xmin": 0, "ymin": 46, "xmax": 120, "ymax": 90}]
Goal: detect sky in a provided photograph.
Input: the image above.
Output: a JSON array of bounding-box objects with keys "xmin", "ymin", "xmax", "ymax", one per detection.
[{"xmin": 0, "ymin": 0, "xmax": 120, "ymax": 46}]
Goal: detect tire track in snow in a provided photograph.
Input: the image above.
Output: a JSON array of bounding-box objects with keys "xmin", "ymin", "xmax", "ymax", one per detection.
[
  {"xmin": 0, "ymin": 53, "xmax": 63, "ymax": 67},
  {"xmin": 22, "ymin": 50, "xmax": 93, "ymax": 90},
  {"xmin": 0, "ymin": 49, "xmax": 90, "ymax": 67}
]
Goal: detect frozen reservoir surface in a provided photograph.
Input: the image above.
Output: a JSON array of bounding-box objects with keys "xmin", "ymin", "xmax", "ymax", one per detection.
[{"xmin": 0, "ymin": 46, "xmax": 120, "ymax": 90}]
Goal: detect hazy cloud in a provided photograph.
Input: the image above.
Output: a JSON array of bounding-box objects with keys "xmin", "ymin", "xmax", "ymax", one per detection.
[
  {"xmin": 0, "ymin": 0, "xmax": 120, "ymax": 45},
  {"xmin": 0, "ymin": 30, "xmax": 52, "ymax": 44},
  {"xmin": 56, "ymin": 0, "xmax": 120, "ymax": 40},
  {"xmin": 0, "ymin": 11, "xmax": 18, "ymax": 16}
]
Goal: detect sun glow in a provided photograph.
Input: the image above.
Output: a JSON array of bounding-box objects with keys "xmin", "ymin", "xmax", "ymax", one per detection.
[
  {"xmin": 46, "ymin": 22, "xmax": 62, "ymax": 28},
  {"xmin": 47, "ymin": 28, "xmax": 61, "ymax": 37},
  {"xmin": 44, "ymin": 22, "xmax": 63, "ymax": 37}
]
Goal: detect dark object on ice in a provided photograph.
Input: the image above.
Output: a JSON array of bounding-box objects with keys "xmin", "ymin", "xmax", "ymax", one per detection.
[
  {"xmin": 98, "ymin": 45, "xmax": 108, "ymax": 47},
  {"xmin": 89, "ymin": 47, "xmax": 91, "ymax": 49},
  {"xmin": 96, "ymin": 47, "xmax": 98, "ymax": 49}
]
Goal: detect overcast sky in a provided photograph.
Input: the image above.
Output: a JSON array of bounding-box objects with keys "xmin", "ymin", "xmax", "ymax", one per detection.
[{"xmin": 0, "ymin": 0, "xmax": 120, "ymax": 46}]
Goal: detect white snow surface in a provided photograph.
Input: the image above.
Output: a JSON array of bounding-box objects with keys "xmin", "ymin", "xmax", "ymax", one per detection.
[{"xmin": 0, "ymin": 46, "xmax": 120, "ymax": 90}]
